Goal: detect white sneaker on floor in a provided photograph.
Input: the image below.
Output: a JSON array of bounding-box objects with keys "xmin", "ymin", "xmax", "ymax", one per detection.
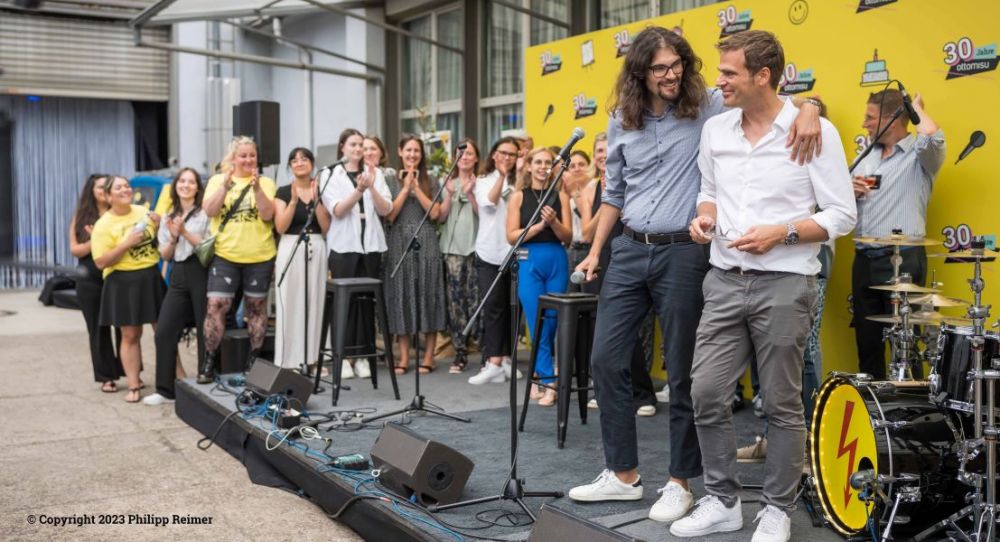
[
  {"xmin": 501, "ymin": 356, "xmax": 522, "ymax": 380},
  {"xmin": 648, "ymin": 481, "xmax": 693, "ymax": 523},
  {"xmin": 656, "ymin": 388, "xmax": 670, "ymax": 403},
  {"xmin": 587, "ymin": 398, "xmax": 598, "ymax": 409},
  {"xmin": 141, "ymin": 393, "xmax": 174, "ymax": 406},
  {"xmin": 636, "ymin": 404, "xmax": 656, "ymax": 417},
  {"xmin": 353, "ymin": 360, "xmax": 371, "ymax": 379},
  {"xmin": 567, "ymin": 469, "xmax": 643, "ymax": 502},
  {"xmin": 341, "ymin": 362, "xmax": 355, "ymax": 380},
  {"xmin": 669, "ymin": 495, "xmax": 743, "ymax": 538},
  {"xmin": 468, "ymin": 362, "xmax": 505, "ymax": 385},
  {"xmin": 751, "ymin": 505, "xmax": 791, "ymax": 542}
]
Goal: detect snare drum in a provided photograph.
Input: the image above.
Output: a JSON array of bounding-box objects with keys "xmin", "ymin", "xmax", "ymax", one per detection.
[
  {"xmin": 931, "ymin": 325, "xmax": 1000, "ymax": 411},
  {"xmin": 811, "ymin": 374, "xmax": 971, "ymax": 536}
]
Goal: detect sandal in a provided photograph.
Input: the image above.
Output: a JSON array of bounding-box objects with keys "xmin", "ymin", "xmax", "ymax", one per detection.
[
  {"xmin": 101, "ymin": 381, "xmax": 118, "ymax": 393},
  {"xmin": 418, "ymin": 364, "xmax": 436, "ymax": 374},
  {"xmin": 124, "ymin": 387, "xmax": 142, "ymax": 403},
  {"xmin": 448, "ymin": 359, "xmax": 466, "ymax": 374},
  {"xmin": 394, "ymin": 364, "xmax": 409, "ymax": 375}
]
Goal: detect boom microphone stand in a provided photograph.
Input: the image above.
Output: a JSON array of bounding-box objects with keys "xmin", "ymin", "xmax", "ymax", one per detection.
[
  {"xmin": 364, "ymin": 151, "xmax": 470, "ymax": 424},
  {"xmin": 434, "ymin": 151, "xmax": 576, "ymax": 519}
]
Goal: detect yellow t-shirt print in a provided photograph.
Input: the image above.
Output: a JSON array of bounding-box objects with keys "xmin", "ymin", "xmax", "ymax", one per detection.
[
  {"xmin": 204, "ymin": 174, "xmax": 277, "ymax": 264},
  {"xmin": 90, "ymin": 204, "xmax": 160, "ymax": 278}
]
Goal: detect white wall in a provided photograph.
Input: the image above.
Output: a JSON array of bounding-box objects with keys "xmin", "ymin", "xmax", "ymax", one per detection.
[{"xmin": 173, "ymin": 21, "xmax": 208, "ymax": 171}]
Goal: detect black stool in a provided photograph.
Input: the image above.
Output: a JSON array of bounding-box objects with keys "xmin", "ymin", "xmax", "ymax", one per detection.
[
  {"xmin": 317, "ymin": 277, "xmax": 399, "ymax": 405},
  {"xmin": 519, "ymin": 292, "xmax": 598, "ymax": 448}
]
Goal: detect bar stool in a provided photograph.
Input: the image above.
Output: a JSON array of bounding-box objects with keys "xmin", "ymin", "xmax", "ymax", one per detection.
[
  {"xmin": 519, "ymin": 292, "xmax": 598, "ymax": 448},
  {"xmin": 316, "ymin": 277, "xmax": 400, "ymax": 405}
]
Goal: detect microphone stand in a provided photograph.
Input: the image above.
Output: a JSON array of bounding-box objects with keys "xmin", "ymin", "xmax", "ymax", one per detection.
[
  {"xmin": 277, "ymin": 167, "xmax": 337, "ymax": 392},
  {"xmin": 849, "ymin": 101, "xmax": 906, "ymax": 174},
  {"xmin": 364, "ymin": 163, "xmax": 470, "ymax": 424},
  {"xmin": 433, "ymin": 162, "xmax": 569, "ymax": 519}
]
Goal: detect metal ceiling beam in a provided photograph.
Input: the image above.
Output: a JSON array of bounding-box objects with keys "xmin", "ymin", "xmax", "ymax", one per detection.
[
  {"xmin": 298, "ymin": 0, "xmax": 464, "ymax": 55},
  {"xmin": 224, "ymin": 19, "xmax": 385, "ymax": 74},
  {"xmin": 129, "ymin": 0, "xmax": 177, "ymax": 27}
]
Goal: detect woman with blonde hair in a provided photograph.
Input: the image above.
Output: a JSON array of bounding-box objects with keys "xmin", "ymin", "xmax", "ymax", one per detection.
[
  {"xmin": 91, "ymin": 176, "xmax": 164, "ymax": 403},
  {"xmin": 505, "ymin": 147, "xmax": 571, "ymax": 405},
  {"xmin": 199, "ymin": 136, "xmax": 277, "ymax": 382}
]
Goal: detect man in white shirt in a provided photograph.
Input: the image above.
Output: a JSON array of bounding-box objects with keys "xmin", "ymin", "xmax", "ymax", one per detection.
[{"xmin": 672, "ymin": 30, "xmax": 855, "ymax": 542}]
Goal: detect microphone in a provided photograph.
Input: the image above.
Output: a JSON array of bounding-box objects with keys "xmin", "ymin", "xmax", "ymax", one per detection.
[
  {"xmin": 569, "ymin": 266, "xmax": 601, "ymax": 284},
  {"xmin": 553, "ymin": 127, "xmax": 586, "ymax": 164},
  {"xmin": 955, "ymin": 130, "xmax": 986, "ymax": 165},
  {"xmin": 320, "ymin": 158, "xmax": 347, "ymax": 172},
  {"xmin": 849, "ymin": 469, "xmax": 875, "ymax": 490},
  {"xmin": 896, "ymin": 82, "xmax": 921, "ymax": 125}
]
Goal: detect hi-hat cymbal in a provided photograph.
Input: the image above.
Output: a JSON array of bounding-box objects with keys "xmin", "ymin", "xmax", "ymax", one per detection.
[
  {"xmin": 870, "ymin": 282, "xmax": 939, "ymax": 294},
  {"xmin": 909, "ymin": 293, "xmax": 971, "ymax": 307},
  {"xmin": 855, "ymin": 235, "xmax": 942, "ymax": 247},
  {"xmin": 928, "ymin": 249, "xmax": 998, "ymax": 262},
  {"xmin": 866, "ymin": 313, "xmax": 946, "ymax": 326}
]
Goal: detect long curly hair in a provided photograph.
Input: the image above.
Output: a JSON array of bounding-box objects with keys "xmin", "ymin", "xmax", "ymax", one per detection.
[
  {"xmin": 607, "ymin": 26, "xmax": 707, "ymax": 130},
  {"xmin": 397, "ymin": 133, "xmax": 433, "ymax": 196},
  {"xmin": 72, "ymin": 173, "xmax": 108, "ymax": 243}
]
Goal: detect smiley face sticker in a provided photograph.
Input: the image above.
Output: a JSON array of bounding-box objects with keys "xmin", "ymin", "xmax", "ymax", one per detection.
[{"xmin": 788, "ymin": 0, "xmax": 809, "ymax": 25}]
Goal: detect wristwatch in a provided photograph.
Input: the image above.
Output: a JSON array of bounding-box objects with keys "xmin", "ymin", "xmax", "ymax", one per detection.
[{"xmin": 784, "ymin": 223, "xmax": 799, "ymax": 246}]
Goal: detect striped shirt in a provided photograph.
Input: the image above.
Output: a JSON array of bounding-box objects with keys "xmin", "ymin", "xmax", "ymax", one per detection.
[{"xmin": 854, "ymin": 130, "xmax": 945, "ymax": 245}]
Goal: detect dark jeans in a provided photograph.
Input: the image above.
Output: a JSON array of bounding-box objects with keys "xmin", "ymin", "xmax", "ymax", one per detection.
[
  {"xmin": 475, "ymin": 256, "xmax": 511, "ymax": 359},
  {"xmin": 154, "ymin": 259, "xmax": 208, "ymax": 399},
  {"xmin": 328, "ymin": 251, "xmax": 382, "ymax": 357},
  {"xmin": 852, "ymin": 247, "xmax": 926, "ymax": 379},
  {"xmin": 76, "ymin": 275, "xmax": 124, "ymax": 382},
  {"xmin": 591, "ymin": 234, "xmax": 709, "ymax": 476}
]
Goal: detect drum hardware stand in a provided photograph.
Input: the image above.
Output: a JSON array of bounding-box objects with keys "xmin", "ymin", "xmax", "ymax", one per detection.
[
  {"xmin": 885, "ymin": 273, "xmax": 918, "ymax": 381},
  {"xmin": 883, "ymin": 486, "xmax": 922, "ymax": 542}
]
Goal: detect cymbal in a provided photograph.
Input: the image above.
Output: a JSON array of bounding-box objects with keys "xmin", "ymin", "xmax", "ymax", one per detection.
[
  {"xmin": 928, "ymin": 249, "xmax": 998, "ymax": 261},
  {"xmin": 870, "ymin": 282, "xmax": 939, "ymax": 294},
  {"xmin": 866, "ymin": 313, "xmax": 946, "ymax": 326},
  {"xmin": 910, "ymin": 294, "xmax": 970, "ymax": 307},
  {"xmin": 855, "ymin": 235, "xmax": 942, "ymax": 247}
]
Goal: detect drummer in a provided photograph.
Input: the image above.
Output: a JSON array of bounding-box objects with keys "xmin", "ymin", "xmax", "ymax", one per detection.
[{"xmin": 852, "ymin": 89, "xmax": 945, "ymax": 380}]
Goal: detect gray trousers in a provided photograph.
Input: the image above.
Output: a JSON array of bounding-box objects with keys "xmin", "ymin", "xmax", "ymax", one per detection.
[{"xmin": 691, "ymin": 268, "xmax": 817, "ymax": 510}]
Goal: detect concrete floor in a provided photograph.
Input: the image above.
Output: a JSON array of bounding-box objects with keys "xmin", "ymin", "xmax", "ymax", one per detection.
[{"xmin": 0, "ymin": 290, "xmax": 363, "ymax": 542}]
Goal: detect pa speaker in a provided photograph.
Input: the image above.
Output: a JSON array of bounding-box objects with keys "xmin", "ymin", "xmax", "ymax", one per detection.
[
  {"xmin": 528, "ymin": 504, "xmax": 645, "ymax": 542},
  {"xmin": 232, "ymin": 100, "xmax": 280, "ymax": 166},
  {"xmin": 246, "ymin": 359, "xmax": 313, "ymax": 408},
  {"xmin": 370, "ymin": 423, "xmax": 474, "ymax": 506}
]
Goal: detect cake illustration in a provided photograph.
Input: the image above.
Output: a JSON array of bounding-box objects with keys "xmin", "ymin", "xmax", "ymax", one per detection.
[{"xmin": 861, "ymin": 49, "xmax": 890, "ymax": 86}]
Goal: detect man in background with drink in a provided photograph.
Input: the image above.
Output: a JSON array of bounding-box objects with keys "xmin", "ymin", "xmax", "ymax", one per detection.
[{"xmin": 852, "ymin": 89, "xmax": 945, "ymax": 379}]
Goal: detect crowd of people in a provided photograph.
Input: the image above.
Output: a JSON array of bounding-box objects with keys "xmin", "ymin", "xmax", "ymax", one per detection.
[{"xmin": 68, "ymin": 22, "xmax": 946, "ymax": 542}]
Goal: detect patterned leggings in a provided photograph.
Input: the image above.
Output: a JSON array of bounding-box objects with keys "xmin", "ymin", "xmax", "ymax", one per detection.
[{"xmin": 444, "ymin": 254, "xmax": 479, "ymax": 343}]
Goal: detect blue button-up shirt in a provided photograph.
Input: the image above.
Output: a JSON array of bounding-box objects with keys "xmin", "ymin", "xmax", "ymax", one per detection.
[{"xmin": 603, "ymin": 88, "xmax": 726, "ymax": 234}]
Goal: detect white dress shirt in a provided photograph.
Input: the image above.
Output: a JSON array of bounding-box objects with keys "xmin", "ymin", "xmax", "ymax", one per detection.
[
  {"xmin": 473, "ymin": 170, "xmax": 513, "ymax": 265},
  {"xmin": 320, "ymin": 164, "xmax": 393, "ymax": 254},
  {"xmin": 696, "ymin": 98, "xmax": 856, "ymax": 275}
]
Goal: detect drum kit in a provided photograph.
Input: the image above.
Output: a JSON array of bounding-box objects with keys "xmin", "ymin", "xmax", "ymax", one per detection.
[{"xmin": 811, "ymin": 233, "xmax": 1000, "ymax": 541}]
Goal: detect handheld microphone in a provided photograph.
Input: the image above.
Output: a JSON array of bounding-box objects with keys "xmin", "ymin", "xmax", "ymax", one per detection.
[
  {"xmin": 955, "ymin": 130, "xmax": 986, "ymax": 165},
  {"xmin": 569, "ymin": 266, "xmax": 601, "ymax": 284},
  {"xmin": 553, "ymin": 127, "xmax": 586, "ymax": 164},
  {"xmin": 896, "ymin": 82, "xmax": 921, "ymax": 125}
]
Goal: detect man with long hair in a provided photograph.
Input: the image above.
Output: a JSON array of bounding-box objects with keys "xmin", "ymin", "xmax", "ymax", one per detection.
[
  {"xmin": 677, "ymin": 30, "xmax": 855, "ymax": 540},
  {"xmin": 570, "ymin": 26, "xmax": 823, "ymax": 525}
]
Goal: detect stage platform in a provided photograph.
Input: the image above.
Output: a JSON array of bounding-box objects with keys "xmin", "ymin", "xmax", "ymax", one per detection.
[{"xmin": 175, "ymin": 361, "xmax": 844, "ymax": 541}]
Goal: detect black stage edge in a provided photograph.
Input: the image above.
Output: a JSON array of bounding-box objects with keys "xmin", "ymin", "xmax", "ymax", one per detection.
[{"xmin": 175, "ymin": 380, "xmax": 436, "ymax": 542}]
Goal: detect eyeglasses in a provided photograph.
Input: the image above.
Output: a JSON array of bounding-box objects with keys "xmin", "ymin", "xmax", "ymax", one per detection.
[
  {"xmin": 708, "ymin": 226, "xmax": 744, "ymax": 243},
  {"xmin": 495, "ymin": 150, "xmax": 518, "ymax": 158},
  {"xmin": 647, "ymin": 59, "xmax": 685, "ymax": 78}
]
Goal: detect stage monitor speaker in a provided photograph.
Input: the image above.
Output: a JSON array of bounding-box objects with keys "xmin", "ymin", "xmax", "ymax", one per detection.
[
  {"xmin": 370, "ymin": 423, "xmax": 474, "ymax": 507},
  {"xmin": 232, "ymin": 100, "xmax": 280, "ymax": 166},
  {"xmin": 246, "ymin": 359, "xmax": 313, "ymax": 408},
  {"xmin": 528, "ymin": 504, "xmax": 645, "ymax": 542}
]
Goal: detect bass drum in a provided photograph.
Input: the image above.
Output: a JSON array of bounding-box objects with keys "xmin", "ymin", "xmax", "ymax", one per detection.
[{"xmin": 810, "ymin": 374, "xmax": 972, "ymax": 536}]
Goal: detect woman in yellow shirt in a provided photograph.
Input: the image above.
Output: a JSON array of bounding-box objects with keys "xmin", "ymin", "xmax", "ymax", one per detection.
[
  {"xmin": 91, "ymin": 175, "xmax": 165, "ymax": 403},
  {"xmin": 200, "ymin": 136, "xmax": 277, "ymax": 382}
]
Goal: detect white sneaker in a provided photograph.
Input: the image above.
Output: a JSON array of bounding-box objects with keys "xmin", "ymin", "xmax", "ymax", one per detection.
[
  {"xmin": 501, "ymin": 356, "xmax": 522, "ymax": 380},
  {"xmin": 648, "ymin": 481, "xmax": 694, "ymax": 522},
  {"xmin": 587, "ymin": 398, "xmax": 598, "ymax": 409},
  {"xmin": 341, "ymin": 362, "xmax": 355, "ymax": 380},
  {"xmin": 141, "ymin": 393, "xmax": 174, "ymax": 406},
  {"xmin": 567, "ymin": 469, "xmax": 643, "ymax": 502},
  {"xmin": 354, "ymin": 359, "xmax": 371, "ymax": 379},
  {"xmin": 656, "ymin": 388, "xmax": 670, "ymax": 403},
  {"xmin": 637, "ymin": 404, "xmax": 656, "ymax": 417},
  {"xmin": 468, "ymin": 362, "xmax": 505, "ymax": 385},
  {"xmin": 751, "ymin": 505, "xmax": 791, "ymax": 542},
  {"xmin": 669, "ymin": 495, "xmax": 743, "ymax": 538}
]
